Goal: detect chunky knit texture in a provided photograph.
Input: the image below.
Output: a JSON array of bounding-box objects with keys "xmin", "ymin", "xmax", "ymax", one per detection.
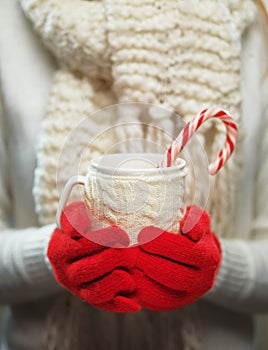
[
  {"xmin": 19, "ymin": 0, "xmax": 256, "ymax": 238},
  {"xmin": 16, "ymin": 1, "xmax": 256, "ymax": 349}
]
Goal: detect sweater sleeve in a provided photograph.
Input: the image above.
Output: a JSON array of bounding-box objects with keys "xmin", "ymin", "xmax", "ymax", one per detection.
[
  {"xmin": 204, "ymin": 144, "xmax": 268, "ymax": 313},
  {"xmin": 204, "ymin": 14, "xmax": 268, "ymax": 314},
  {"xmin": 207, "ymin": 79, "xmax": 268, "ymax": 314},
  {"xmin": 204, "ymin": 237, "xmax": 268, "ymax": 313},
  {"xmin": 0, "ymin": 92, "xmax": 61, "ymax": 305}
]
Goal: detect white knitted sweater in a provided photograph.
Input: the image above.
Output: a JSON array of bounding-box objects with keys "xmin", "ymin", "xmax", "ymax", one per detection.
[
  {"xmin": 19, "ymin": 0, "xmax": 256, "ymax": 238},
  {"xmin": 0, "ymin": 0, "xmax": 268, "ymax": 349}
]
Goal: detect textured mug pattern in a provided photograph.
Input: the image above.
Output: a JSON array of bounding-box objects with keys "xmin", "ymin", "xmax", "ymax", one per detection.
[{"xmin": 84, "ymin": 160, "xmax": 188, "ymax": 244}]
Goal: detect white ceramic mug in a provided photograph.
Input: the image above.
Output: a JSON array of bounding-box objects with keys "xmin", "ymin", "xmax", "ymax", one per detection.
[{"xmin": 56, "ymin": 153, "xmax": 188, "ymax": 245}]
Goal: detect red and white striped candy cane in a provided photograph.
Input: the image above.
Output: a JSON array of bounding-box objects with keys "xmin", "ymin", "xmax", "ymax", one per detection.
[{"xmin": 158, "ymin": 107, "xmax": 238, "ymax": 175}]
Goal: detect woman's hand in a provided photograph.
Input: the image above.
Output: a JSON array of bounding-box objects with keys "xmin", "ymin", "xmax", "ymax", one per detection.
[
  {"xmin": 133, "ymin": 206, "xmax": 221, "ymax": 311},
  {"xmin": 48, "ymin": 203, "xmax": 220, "ymax": 313},
  {"xmin": 47, "ymin": 202, "xmax": 140, "ymax": 312}
]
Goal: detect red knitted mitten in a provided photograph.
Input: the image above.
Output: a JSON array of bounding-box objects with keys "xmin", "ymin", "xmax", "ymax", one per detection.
[
  {"xmin": 47, "ymin": 202, "xmax": 140, "ymax": 313},
  {"xmin": 133, "ymin": 206, "xmax": 221, "ymax": 311}
]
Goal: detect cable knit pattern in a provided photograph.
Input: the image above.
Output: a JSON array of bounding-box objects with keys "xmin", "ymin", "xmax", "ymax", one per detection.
[
  {"xmin": 84, "ymin": 166, "xmax": 187, "ymax": 244},
  {"xmin": 18, "ymin": 1, "xmax": 256, "ymax": 349}
]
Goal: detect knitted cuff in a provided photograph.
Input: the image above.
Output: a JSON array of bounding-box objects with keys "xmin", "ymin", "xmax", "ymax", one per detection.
[
  {"xmin": 203, "ymin": 238, "xmax": 254, "ymax": 306},
  {"xmin": 21, "ymin": 224, "xmax": 57, "ymax": 284},
  {"xmin": 0, "ymin": 224, "xmax": 63, "ymax": 303}
]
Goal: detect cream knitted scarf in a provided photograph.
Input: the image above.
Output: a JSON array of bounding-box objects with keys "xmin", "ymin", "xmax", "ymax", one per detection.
[{"xmin": 19, "ymin": 1, "xmax": 255, "ymax": 349}]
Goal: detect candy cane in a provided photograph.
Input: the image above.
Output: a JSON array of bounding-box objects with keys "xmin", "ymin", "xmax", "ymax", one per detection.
[{"xmin": 158, "ymin": 107, "xmax": 238, "ymax": 175}]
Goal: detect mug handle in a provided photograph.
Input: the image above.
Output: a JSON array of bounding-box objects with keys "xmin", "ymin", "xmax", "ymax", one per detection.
[{"xmin": 56, "ymin": 175, "xmax": 86, "ymax": 230}]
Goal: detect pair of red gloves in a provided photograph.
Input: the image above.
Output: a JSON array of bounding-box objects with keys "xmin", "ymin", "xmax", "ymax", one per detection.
[{"xmin": 48, "ymin": 202, "xmax": 221, "ymax": 312}]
